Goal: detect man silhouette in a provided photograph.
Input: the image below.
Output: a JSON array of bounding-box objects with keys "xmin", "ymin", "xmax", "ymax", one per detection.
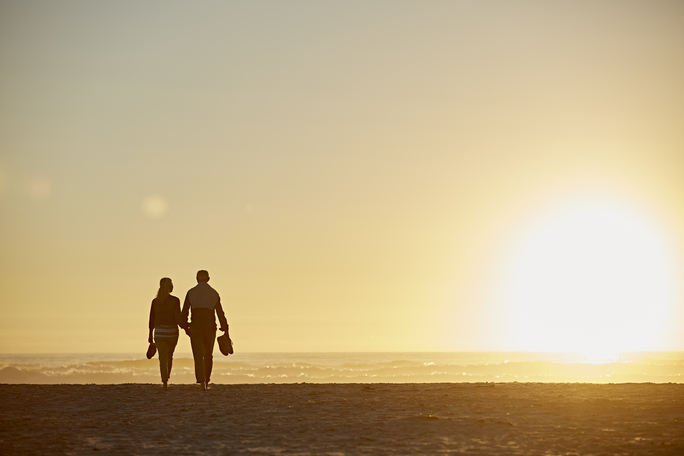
[{"xmin": 182, "ymin": 270, "xmax": 229, "ymax": 391}]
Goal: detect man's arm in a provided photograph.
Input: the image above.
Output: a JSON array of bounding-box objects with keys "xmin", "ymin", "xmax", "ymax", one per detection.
[{"xmin": 215, "ymin": 298, "xmax": 229, "ymax": 332}]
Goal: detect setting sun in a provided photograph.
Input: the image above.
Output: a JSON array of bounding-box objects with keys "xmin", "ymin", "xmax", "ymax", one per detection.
[{"xmin": 500, "ymin": 197, "xmax": 678, "ymax": 355}]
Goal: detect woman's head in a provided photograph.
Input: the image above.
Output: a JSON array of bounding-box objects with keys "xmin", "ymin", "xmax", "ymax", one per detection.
[{"xmin": 157, "ymin": 277, "xmax": 173, "ymax": 301}]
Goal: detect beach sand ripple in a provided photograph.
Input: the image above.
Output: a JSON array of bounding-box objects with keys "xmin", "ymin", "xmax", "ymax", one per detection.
[{"xmin": 1, "ymin": 383, "xmax": 683, "ymax": 455}]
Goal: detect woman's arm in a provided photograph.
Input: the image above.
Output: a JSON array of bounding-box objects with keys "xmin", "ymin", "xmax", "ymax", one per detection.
[
  {"xmin": 181, "ymin": 293, "xmax": 191, "ymax": 329},
  {"xmin": 174, "ymin": 296, "xmax": 186, "ymax": 329},
  {"xmin": 148, "ymin": 300, "xmax": 155, "ymax": 343}
]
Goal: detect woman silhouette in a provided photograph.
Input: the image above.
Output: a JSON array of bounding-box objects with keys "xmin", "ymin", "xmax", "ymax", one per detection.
[{"xmin": 148, "ymin": 277, "xmax": 184, "ymax": 389}]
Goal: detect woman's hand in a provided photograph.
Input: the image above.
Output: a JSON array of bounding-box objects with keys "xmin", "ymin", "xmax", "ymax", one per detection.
[{"xmin": 148, "ymin": 329, "xmax": 153, "ymax": 344}]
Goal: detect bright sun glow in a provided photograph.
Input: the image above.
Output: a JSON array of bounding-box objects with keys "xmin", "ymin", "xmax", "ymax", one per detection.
[{"xmin": 501, "ymin": 197, "xmax": 677, "ymax": 358}]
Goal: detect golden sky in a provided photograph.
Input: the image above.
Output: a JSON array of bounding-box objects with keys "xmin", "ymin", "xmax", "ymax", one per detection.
[{"xmin": 1, "ymin": 1, "xmax": 683, "ymax": 353}]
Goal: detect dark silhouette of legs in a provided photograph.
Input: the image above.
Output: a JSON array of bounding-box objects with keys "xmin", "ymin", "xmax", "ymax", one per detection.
[
  {"xmin": 154, "ymin": 335, "xmax": 178, "ymax": 386},
  {"xmin": 190, "ymin": 326, "xmax": 216, "ymax": 387}
]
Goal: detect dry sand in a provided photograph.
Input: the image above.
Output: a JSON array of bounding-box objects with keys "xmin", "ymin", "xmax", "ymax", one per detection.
[{"xmin": 1, "ymin": 383, "xmax": 683, "ymax": 455}]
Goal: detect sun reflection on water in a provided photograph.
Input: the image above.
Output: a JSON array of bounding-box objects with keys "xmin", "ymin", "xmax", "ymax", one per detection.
[{"xmin": 578, "ymin": 350, "xmax": 622, "ymax": 365}]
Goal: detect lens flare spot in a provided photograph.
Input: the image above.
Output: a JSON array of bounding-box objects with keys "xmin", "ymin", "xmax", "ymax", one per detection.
[
  {"xmin": 28, "ymin": 177, "xmax": 52, "ymax": 201},
  {"xmin": 142, "ymin": 195, "xmax": 168, "ymax": 218}
]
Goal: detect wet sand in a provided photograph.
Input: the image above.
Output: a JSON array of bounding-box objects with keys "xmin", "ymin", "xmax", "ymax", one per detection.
[{"xmin": 1, "ymin": 383, "xmax": 683, "ymax": 455}]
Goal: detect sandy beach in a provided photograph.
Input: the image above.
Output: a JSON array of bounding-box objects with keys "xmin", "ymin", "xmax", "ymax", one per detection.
[{"xmin": 1, "ymin": 383, "xmax": 683, "ymax": 455}]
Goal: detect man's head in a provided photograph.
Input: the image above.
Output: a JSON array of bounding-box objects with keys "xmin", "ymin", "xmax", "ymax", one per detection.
[{"xmin": 196, "ymin": 270, "xmax": 210, "ymax": 283}]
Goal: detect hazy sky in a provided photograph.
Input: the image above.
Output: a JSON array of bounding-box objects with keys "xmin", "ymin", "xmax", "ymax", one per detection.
[{"xmin": 1, "ymin": 0, "xmax": 683, "ymax": 353}]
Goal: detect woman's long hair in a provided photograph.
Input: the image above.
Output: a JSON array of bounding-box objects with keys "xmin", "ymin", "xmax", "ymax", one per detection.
[{"xmin": 156, "ymin": 277, "xmax": 173, "ymax": 304}]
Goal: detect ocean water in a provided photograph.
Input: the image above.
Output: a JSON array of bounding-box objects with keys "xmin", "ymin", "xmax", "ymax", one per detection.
[
  {"xmin": 0, "ymin": 352, "xmax": 684, "ymax": 384},
  {"xmin": 0, "ymin": 352, "xmax": 682, "ymax": 384}
]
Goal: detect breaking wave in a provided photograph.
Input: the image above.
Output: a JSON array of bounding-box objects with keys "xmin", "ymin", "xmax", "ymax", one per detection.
[{"xmin": 1, "ymin": 352, "xmax": 682, "ymax": 384}]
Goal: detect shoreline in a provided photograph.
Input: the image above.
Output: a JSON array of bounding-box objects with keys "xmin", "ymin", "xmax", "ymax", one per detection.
[{"xmin": 3, "ymin": 351, "xmax": 683, "ymax": 385}]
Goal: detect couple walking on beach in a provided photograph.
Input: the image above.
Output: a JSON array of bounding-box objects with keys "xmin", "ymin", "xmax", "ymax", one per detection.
[{"xmin": 148, "ymin": 270, "xmax": 229, "ymax": 390}]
